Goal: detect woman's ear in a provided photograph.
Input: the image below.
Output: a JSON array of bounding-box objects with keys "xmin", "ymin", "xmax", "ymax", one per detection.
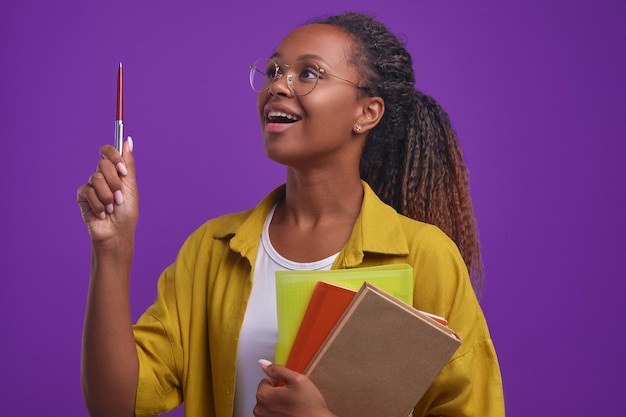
[{"xmin": 353, "ymin": 96, "xmax": 385, "ymax": 135}]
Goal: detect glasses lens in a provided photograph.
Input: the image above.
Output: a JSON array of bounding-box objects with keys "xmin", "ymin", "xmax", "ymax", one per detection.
[
  {"xmin": 250, "ymin": 58, "xmax": 276, "ymax": 92},
  {"xmin": 249, "ymin": 58, "xmax": 321, "ymax": 95},
  {"xmin": 289, "ymin": 60, "xmax": 320, "ymax": 96}
]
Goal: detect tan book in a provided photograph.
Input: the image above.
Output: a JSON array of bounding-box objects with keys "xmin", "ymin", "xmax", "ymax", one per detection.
[{"xmin": 304, "ymin": 282, "xmax": 461, "ymax": 417}]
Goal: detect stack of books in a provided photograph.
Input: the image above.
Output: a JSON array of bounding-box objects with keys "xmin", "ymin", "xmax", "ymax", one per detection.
[{"xmin": 275, "ymin": 264, "xmax": 461, "ymax": 417}]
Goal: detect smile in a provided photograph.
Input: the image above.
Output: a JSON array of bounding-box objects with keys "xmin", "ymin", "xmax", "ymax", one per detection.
[{"xmin": 267, "ymin": 111, "xmax": 301, "ymax": 123}]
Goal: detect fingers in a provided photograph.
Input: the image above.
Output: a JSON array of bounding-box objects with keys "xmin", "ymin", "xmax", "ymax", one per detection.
[
  {"xmin": 78, "ymin": 137, "xmax": 135, "ymax": 220},
  {"xmin": 77, "ymin": 183, "xmax": 106, "ymax": 220},
  {"xmin": 100, "ymin": 136, "xmax": 134, "ymax": 180},
  {"xmin": 90, "ymin": 150, "xmax": 125, "ymax": 211}
]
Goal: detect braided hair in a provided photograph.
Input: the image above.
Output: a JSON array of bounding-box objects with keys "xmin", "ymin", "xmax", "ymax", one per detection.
[{"xmin": 313, "ymin": 12, "xmax": 484, "ymax": 289}]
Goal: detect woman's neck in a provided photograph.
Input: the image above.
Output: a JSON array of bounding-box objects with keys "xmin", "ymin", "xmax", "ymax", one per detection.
[
  {"xmin": 281, "ymin": 168, "xmax": 363, "ymax": 227},
  {"xmin": 268, "ymin": 169, "xmax": 363, "ymax": 262}
]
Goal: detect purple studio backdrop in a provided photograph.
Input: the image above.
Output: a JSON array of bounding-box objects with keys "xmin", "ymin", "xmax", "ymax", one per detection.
[{"xmin": 1, "ymin": 0, "xmax": 624, "ymax": 416}]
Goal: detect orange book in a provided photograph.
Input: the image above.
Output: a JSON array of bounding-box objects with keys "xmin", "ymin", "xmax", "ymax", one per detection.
[{"xmin": 285, "ymin": 281, "xmax": 357, "ymax": 373}]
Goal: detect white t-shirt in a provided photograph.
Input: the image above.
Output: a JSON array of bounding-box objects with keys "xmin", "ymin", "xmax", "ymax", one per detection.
[{"xmin": 232, "ymin": 204, "xmax": 338, "ymax": 417}]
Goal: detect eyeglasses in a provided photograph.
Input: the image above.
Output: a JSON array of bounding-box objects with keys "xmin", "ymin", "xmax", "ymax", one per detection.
[{"xmin": 249, "ymin": 57, "xmax": 363, "ymax": 96}]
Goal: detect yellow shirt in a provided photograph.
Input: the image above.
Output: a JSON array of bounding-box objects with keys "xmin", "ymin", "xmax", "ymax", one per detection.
[{"xmin": 133, "ymin": 182, "xmax": 505, "ymax": 417}]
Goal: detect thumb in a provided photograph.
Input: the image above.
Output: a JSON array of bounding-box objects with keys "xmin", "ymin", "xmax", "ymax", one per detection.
[
  {"xmin": 119, "ymin": 137, "xmax": 138, "ymax": 205},
  {"xmin": 259, "ymin": 359, "xmax": 280, "ymax": 386},
  {"xmin": 121, "ymin": 136, "xmax": 136, "ymax": 181},
  {"xmin": 259, "ymin": 359, "xmax": 301, "ymax": 386}
]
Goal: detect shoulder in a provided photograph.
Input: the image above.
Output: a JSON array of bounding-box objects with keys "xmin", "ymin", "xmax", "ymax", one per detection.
[
  {"xmin": 196, "ymin": 209, "xmax": 255, "ymax": 238},
  {"xmin": 406, "ymin": 217, "xmax": 465, "ymax": 279},
  {"xmin": 177, "ymin": 184, "xmax": 286, "ymax": 259},
  {"xmin": 178, "ymin": 208, "xmax": 254, "ymax": 255},
  {"xmin": 394, "ymin": 214, "xmax": 474, "ymax": 313},
  {"xmin": 393, "ymin": 212, "xmax": 463, "ymax": 262}
]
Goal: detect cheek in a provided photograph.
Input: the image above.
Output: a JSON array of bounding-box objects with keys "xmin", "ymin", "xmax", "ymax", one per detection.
[
  {"xmin": 304, "ymin": 93, "xmax": 357, "ymax": 130},
  {"xmin": 256, "ymin": 94, "xmax": 268, "ymax": 121},
  {"xmin": 318, "ymin": 109, "xmax": 351, "ymax": 135}
]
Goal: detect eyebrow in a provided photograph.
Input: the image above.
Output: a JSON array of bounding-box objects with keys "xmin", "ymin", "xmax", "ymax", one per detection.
[{"xmin": 269, "ymin": 53, "xmax": 330, "ymax": 66}]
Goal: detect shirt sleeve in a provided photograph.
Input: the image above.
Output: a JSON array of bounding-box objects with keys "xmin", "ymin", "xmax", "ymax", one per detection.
[
  {"xmin": 410, "ymin": 225, "xmax": 505, "ymax": 417},
  {"xmin": 133, "ymin": 263, "xmax": 185, "ymax": 417},
  {"xmin": 414, "ymin": 317, "xmax": 505, "ymax": 416}
]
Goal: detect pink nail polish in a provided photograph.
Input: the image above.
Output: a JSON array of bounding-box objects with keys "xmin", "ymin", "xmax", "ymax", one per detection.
[
  {"xmin": 114, "ymin": 190, "xmax": 124, "ymax": 205},
  {"xmin": 117, "ymin": 162, "xmax": 128, "ymax": 176}
]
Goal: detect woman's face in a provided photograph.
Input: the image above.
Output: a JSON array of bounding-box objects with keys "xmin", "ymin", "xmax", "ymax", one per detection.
[{"xmin": 256, "ymin": 24, "xmax": 368, "ymax": 169}]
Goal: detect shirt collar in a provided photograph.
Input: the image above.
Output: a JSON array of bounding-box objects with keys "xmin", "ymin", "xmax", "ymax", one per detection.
[
  {"xmin": 338, "ymin": 181, "xmax": 409, "ymax": 267},
  {"xmin": 213, "ymin": 181, "xmax": 409, "ymax": 267}
]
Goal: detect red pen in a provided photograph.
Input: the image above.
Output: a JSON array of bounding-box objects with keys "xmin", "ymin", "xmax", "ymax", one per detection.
[{"xmin": 115, "ymin": 62, "xmax": 124, "ymax": 154}]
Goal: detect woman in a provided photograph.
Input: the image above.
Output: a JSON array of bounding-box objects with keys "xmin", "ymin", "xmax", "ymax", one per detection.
[{"xmin": 77, "ymin": 12, "xmax": 504, "ymax": 417}]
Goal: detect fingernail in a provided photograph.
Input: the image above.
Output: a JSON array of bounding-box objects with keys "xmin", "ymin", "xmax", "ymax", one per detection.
[
  {"xmin": 127, "ymin": 136, "xmax": 134, "ymax": 152},
  {"xmin": 117, "ymin": 162, "xmax": 128, "ymax": 176},
  {"xmin": 114, "ymin": 190, "xmax": 124, "ymax": 205},
  {"xmin": 258, "ymin": 359, "xmax": 272, "ymax": 367},
  {"xmin": 98, "ymin": 211, "xmax": 106, "ymax": 220},
  {"xmin": 106, "ymin": 203, "xmax": 114, "ymax": 214}
]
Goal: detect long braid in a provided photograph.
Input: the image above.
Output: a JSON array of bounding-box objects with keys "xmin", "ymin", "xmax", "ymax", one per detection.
[{"xmin": 314, "ymin": 12, "xmax": 484, "ymax": 289}]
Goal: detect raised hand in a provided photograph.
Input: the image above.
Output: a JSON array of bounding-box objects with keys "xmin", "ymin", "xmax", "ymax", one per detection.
[{"xmin": 77, "ymin": 137, "xmax": 138, "ymax": 248}]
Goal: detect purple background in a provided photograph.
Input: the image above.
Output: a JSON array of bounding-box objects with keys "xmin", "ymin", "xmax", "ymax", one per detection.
[{"xmin": 1, "ymin": 0, "xmax": 624, "ymax": 415}]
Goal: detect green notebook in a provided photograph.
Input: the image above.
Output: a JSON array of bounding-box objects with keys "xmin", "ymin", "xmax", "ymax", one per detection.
[{"xmin": 275, "ymin": 263, "xmax": 414, "ymax": 365}]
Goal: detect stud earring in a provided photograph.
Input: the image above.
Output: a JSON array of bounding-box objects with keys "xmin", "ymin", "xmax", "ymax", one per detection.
[{"xmin": 355, "ymin": 124, "xmax": 362, "ymax": 132}]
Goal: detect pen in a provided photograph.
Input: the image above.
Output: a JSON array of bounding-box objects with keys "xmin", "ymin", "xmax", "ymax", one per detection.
[{"xmin": 115, "ymin": 62, "xmax": 124, "ymax": 155}]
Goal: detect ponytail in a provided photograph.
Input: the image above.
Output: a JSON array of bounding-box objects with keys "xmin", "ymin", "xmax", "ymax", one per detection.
[{"xmin": 315, "ymin": 12, "xmax": 484, "ymax": 289}]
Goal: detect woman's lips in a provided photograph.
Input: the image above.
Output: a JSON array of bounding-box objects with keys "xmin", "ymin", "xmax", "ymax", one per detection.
[{"xmin": 265, "ymin": 120, "xmax": 299, "ymax": 133}]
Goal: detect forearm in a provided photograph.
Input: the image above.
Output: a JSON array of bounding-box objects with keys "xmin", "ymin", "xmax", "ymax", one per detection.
[{"xmin": 81, "ymin": 243, "xmax": 138, "ymax": 417}]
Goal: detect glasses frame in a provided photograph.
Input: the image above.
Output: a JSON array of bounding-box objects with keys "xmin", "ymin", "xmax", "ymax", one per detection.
[{"xmin": 249, "ymin": 57, "xmax": 364, "ymax": 96}]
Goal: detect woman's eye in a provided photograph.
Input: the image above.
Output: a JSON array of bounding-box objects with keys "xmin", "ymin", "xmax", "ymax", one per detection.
[{"xmin": 299, "ymin": 67, "xmax": 319, "ymax": 80}]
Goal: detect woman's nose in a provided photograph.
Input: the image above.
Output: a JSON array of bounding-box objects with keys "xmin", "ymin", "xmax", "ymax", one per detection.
[{"xmin": 269, "ymin": 73, "xmax": 294, "ymax": 97}]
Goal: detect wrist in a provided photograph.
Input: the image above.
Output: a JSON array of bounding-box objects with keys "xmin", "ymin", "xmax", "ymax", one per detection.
[
  {"xmin": 91, "ymin": 231, "xmax": 134, "ymax": 254},
  {"xmin": 90, "ymin": 239, "xmax": 134, "ymax": 278}
]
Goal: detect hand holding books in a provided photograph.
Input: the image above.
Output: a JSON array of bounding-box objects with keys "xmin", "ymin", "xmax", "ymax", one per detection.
[{"xmin": 254, "ymin": 359, "xmax": 336, "ymax": 417}]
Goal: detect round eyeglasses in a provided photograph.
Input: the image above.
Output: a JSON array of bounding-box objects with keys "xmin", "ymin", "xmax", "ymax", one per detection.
[{"xmin": 249, "ymin": 57, "xmax": 363, "ymax": 96}]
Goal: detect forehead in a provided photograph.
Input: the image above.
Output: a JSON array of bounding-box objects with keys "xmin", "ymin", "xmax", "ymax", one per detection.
[{"xmin": 273, "ymin": 24, "xmax": 355, "ymax": 63}]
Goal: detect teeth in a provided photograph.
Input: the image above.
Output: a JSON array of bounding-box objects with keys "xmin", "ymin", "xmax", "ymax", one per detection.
[{"xmin": 268, "ymin": 111, "xmax": 300, "ymax": 121}]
